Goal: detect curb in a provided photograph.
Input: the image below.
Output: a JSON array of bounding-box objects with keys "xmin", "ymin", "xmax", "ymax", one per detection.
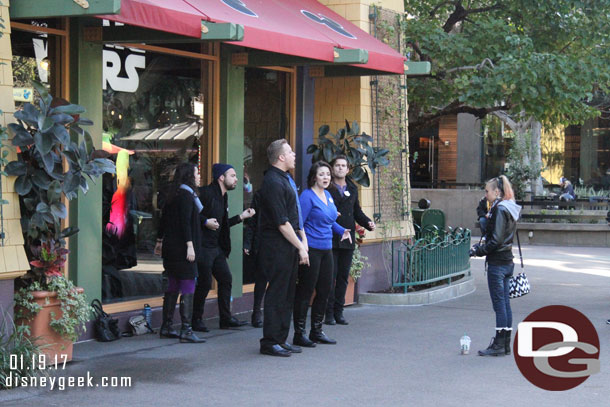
[{"xmin": 358, "ymin": 273, "xmax": 475, "ymax": 306}]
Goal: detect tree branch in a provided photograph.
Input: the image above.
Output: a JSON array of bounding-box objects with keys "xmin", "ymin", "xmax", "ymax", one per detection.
[
  {"xmin": 429, "ymin": 1, "xmax": 455, "ymax": 18},
  {"xmin": 445, "ymin": 58, "xmax": 495, "ymax": 74},
  {"xmin": 411, "ymin": 102, "xmax": 510, "ymax": 129},
  {"xmin": 443, "ymin": 2, "xmax": 503, "ymax": 33}
]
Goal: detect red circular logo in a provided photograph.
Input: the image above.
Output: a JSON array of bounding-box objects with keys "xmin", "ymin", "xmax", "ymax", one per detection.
[{"xmin": 514, "ymin": 305, "xmax": 600, "ymax": 391}]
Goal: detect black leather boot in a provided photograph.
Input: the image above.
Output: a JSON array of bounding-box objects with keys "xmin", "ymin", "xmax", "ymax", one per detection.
[
  {"xmin": 324, "ymin": 310, "xmax": 336, "ymax": 325},
  {"xmin": 309, "ymin": 312, "xmax": 337, "ymax": 344},
  {"xmin": 478, "ymin": 330, "xmax": 505, "ymax": 356},
  {"xmin": 293, "ymin": 300, "xmax": 316, "ymax": 348},
  {"xmin": 179, "ymin": 294, "xmax": 206, "ymax": 343},
  {"xmin": 334, "ymin": 310, "xmax": 349, "ymax": 325},
  {"xmin": 505, "ymin": 329, "xmax": 512, "ymax": 355},
  {"xmin": 160, "ymin": 292, "xmax": 179, "ymax": 338},
  {"xmin": 251, "ymin": 309, "xmax": 263, "ymax": 328}
]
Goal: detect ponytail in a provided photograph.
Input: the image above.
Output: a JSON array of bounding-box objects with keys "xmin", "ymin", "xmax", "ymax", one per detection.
[{"xmin": 486, "ymin": 175, "xmax": 515, "ymax": 201}]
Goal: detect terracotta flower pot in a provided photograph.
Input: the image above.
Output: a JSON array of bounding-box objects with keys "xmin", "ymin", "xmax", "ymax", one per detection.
[
  {"xmin": 344, "ymin": 276, "xmax": 356, "ymax": 306},
  {"xmin": 17, "ymin": 290, "xmax": 82, "ymax": 365}
]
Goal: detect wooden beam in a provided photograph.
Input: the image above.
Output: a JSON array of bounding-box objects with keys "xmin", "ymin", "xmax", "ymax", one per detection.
[
  {"xmin": 100, "ymin": 22, "xmax": 244, "ymax": 44},
  {"xmin": 201, "ymin": 22, "xmax": 243, "ymax": 41},
  {"xmin": 405, "ymin": 61, "xmax": 431, "ymax": 76},
  {"xmin": 9, "ymin": 0, "xmax": 120, "ymax": 18},
  {"xmin": 333, "ymin": 48, "xmax": 368, "ymax": 64}
]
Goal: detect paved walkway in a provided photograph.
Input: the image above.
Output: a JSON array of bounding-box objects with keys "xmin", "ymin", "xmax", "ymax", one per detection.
[{"xmin": 2, "ymin": 245, "xmax": 609, "ymax": 406}]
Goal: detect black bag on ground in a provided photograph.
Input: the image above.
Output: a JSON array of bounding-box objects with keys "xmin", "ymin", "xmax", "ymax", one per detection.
[{"xmin": 91, "ymin": 299, "xmax": 121, "ymax": 342}]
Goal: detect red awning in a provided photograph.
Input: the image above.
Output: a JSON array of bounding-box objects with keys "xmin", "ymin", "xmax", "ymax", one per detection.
[
  {"xmin": 101, "ymin": 0, "xmax": 405, "ymax": 74},
  {"xmin": 100, "ymin": 0, "xmax": 204, "ymax": 38}
]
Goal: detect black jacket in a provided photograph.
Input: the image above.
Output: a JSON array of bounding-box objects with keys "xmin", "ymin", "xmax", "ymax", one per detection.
[
  {"xmin": 243, "ymin": 190, "xmax": 261, "ymax": 255},
  {"xmin": 328, "ymin": 178, "xmax": 373, "ymax": 250},
  {"xmin": 475, "ymin": 200, "xmax": 518, "ymax": 265},
  {"xmin": 476, "ymin": 196, "xmax": 489, "ymax": 218},
  {"xmin": 198, "ymin": 181, "xmax": 242, "ymax": 257},
  {"xmin": 159, "ymin": 189, "xmax": 201, "ymax": 279}
]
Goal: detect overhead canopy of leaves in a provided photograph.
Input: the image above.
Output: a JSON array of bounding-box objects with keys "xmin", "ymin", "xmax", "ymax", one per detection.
[{"xmin": 404, "ymin": 0, "xmax": 610, "ymax": 130}]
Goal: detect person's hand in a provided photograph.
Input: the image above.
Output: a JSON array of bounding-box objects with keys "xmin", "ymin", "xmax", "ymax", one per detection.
[
  {"xmin": 368, "ymin": 221, "xmax": 376, "ymax": 231},
  {"xmin": 336, "ymin": 211, "xmax": 342, "ymax": 218},
  {"xmin": 244, "ymin": 248, "xmax": 250, "ymax": 255},
  {"xmin": 298, "ymin": 248, "xmax": 310, "ymax": 266},
  {"xmin": 205, "ymin": 218, "xmax": 220, "ymax": 230},
  {"xmin": 186, "ymin": 243, "xmax": 195, "ymax": 262},
  {"xmin": 341, "ymin": 229, "xmax": 352, "ymax": 243},
  {"xmin": 241, "ymin": 208, "xmax": 256, "ymax": 220},
  {"xmin": 469, "ymin": 244, "xmax": 479, "ymax": 257},
  {"xmin": 154, "ymin": 241, "xmax": 162, "ymax": 256}
]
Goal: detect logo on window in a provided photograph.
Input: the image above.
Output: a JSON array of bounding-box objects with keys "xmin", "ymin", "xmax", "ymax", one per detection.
[
  {"xmin": 301, "ymin": 10, "xmax": 356, "ymax": 39},
  {"xmin": 514, "ymin": 305, "xmax": 600, "ymax": 391},
  {"xmin": 221, "ymin": 0, "xmax": 257, "ymax": 17}
]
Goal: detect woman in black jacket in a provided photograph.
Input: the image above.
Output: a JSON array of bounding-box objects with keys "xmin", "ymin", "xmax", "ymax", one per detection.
[
  {"xmin": 325, "ymin": 155, "xmax": 375, "ymax": 326},
  {"xmin": 470, "ymin": 175, "xmax": 521, "ymax": 356},
  {"xmin": 155, "ymin": 163, "xmax": 205, "ymax": 343}
]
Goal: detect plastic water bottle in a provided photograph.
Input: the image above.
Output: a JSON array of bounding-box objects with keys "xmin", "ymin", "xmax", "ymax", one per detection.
[
  {"xmin": 143, "ymin": 303, "xmax": 152, "ymax": 327},
  {"xmin": 460, "ymin": 334, "xmax": 471, "ymax": 355}
]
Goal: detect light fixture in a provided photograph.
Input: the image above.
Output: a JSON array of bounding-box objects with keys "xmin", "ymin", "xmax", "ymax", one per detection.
[
  {"xmin": 39, "ymin": 58, "xmax": 50, "ymax": 71},
  {"xmin": 444, "ymin": 140, "xmax": 450, "ymax": 146}
]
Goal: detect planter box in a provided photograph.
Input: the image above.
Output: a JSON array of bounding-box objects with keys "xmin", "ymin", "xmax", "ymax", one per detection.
[{"xmin": 17, "ymin": 291, "xmax": 74, "ymax": 364}]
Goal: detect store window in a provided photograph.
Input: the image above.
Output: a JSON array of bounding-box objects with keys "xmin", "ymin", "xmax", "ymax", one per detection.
[
  {"xmin": 242, "ymin": 68, "xmax": 292, "ymax": 285},
  {"xmin": 101, "ymin": 45, "xmax": 213, "ymax": 303},
  {"xmin": 11, "ymin": 19, "xmax": 66, "ymax": 106},
  {"xmin": 564, "ymin": 117, "xmax": 610, "ymax": 189}
]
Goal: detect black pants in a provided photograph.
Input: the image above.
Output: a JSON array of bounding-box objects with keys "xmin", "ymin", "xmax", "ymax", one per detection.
[
  {"xmin": 326, "ymin": 248, "xmax": 354, "ymax": 317},
  {"xmin": 252, "ymin": 258, "xmax": 267, "ymax": 311},
  {"xmin": 193, "ymin": 246, "xmax": 233, "ymax": 323},
  {"xmin": 259, "ymin": 237, "xmax": 298, "ymax": 349},
  {"xmin": 295, "ymin": 248, "xmax": 334, "ymax": 324}
]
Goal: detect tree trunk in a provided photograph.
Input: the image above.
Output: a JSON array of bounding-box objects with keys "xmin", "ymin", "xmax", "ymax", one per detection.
[{"xmin": 530, "ymin": 120, "xmax": 543, "ymax": 196}]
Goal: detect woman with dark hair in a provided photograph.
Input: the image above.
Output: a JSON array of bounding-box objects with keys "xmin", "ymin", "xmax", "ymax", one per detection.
[
  {"xmin": 155, "ymin": 162, "xmax": 205, "ymax": 343},
  {"xmin": 470, "ymin": 175, "xmax": 521, "ymax": 356},
  {"xmin": 293, "ymin": 161, "xmax": 351, "ymax": 347}
]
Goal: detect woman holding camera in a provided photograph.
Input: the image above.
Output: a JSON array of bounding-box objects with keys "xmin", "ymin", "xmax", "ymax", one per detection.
[{"xmin": 470, "ymin": 175, "xmax": 521, "ymax": 356}]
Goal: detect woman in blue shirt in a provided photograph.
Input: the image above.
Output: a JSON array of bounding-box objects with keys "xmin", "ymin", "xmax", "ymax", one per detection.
[{"xmin": 293, "ymin": 161, "xmax": 351, "ymax": 347}]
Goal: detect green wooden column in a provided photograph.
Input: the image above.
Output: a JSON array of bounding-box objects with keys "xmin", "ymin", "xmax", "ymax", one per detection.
[
  {"xmin": 68, "ymin": 19, "xmax": 103, "ymax": 300},
  {"xmin": 219, "ymin": 47, "xmax": 245, "ymax": 298}
]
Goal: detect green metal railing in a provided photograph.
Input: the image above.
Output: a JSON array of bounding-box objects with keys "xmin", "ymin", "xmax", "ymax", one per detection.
[{"xmin": 392, "ymin": 228, "xmax": 471, "ymax": 292}]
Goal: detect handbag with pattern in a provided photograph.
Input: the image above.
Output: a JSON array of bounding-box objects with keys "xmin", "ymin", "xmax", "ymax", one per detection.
[{"xmin": 509, "ymin": 231, "xmax": 530, "ymax": 298}]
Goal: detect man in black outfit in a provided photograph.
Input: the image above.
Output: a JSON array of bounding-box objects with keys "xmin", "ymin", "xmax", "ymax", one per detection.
[
  {"xmin": 258, "ymin": 139, "xmax": 309, "ymax": 357},
  {"xmin": 192, "ymin": 163, "xmax": 255, "ymax": 331},
  {"xmin": 325, "ymin": 155, "xmax": 375, "ymax": 326}
]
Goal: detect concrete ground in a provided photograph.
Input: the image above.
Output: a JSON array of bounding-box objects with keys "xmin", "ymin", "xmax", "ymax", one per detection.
[{"xmin": 1, "ymin": 245, "xmax": 608, "ymax": 406}]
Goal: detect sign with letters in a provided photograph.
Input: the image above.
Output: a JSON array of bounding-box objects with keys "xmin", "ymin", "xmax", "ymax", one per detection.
[{"xmin": 514, "ymin": 305, "xmax": 600, "ymax": 390}]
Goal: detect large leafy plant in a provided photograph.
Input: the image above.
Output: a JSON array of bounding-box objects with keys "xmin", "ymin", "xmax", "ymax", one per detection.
[
  {"xmin": 307, "ymin": 120, "xmax": 390, "ymax": 187},
  {"xmin": 4, "ymin": 81, "xmax": 115, "ymax": 284}
]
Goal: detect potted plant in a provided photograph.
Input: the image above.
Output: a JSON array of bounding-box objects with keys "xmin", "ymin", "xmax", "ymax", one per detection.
[
  {"xmin": 345, "ymin": 225, "xmax": 370, "ymax": 305},
  {"xmin": 307, "ymin": 120, "xmax": 390, "ymax": 187},
  {"xmin": 5, "ymin": 81, "xmax": 115, "ymax": 362}
]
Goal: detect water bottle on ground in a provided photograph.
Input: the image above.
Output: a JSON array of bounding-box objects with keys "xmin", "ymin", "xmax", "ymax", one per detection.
[
  {"xmin": 143, "ymin": 303, "xmax": 152, "ymax": 328},
  {"xmin": 460, "ymin": 334, "xmax": 471, "ymax": 355}
]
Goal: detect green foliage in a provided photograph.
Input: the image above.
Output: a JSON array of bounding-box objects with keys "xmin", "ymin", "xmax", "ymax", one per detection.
[
  {"xmin": 14, "ymin": 277, "xmax": 92, "ymax": 343},
  {"xmin": 574, "ymin": 185, "xmax": 610, "ymax": 198},
  {"xmin": 5, "ymin": 81, "xmax": 115, "ymax": 245},
  {"xmin": 404, "ymin": 0, "xmax": 610, "ymax": 129},
  {"xmin": 1, "ymin": 311, "xmax": 45, "ymax": 390},
  {"xmin": 349, "ymin": 245, "xmax": 370, "ymax": 282},
  {"xmin": 307, "ymin": 120, "xmax": 390, "ymax": 187},
  {"xmin": 5, "ymin": 81, "xmax": 115, "ymax": 285}
]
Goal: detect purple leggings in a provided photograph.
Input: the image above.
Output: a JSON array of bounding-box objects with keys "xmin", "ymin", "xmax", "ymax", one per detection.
[{"xmin": 167, "ymin": 275, "xmax": 196, "ymax": 294}]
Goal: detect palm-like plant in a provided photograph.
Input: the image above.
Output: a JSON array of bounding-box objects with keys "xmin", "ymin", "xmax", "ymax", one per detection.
[{"xmin": 307, "ymin": 120, "xmax": 390, "ymax": 187}]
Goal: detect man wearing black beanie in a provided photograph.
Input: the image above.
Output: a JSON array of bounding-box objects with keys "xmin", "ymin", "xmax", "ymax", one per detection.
[{"xmin": 192, "ymin": 163, "xmax": 255, "ymax": 331}]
